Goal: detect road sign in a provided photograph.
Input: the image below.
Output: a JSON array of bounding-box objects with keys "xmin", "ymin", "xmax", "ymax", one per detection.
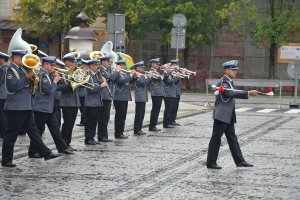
[
  {"xmin": 107, "ymin": 14, "xmax": 125, "ymax": 51},
  {"xmin": 171, "ymin": 28, "xmax": 185, "ymax": 49},
  {"xmin": 172, "ymin": 13, "xmax": 186, "ymax": 28}
]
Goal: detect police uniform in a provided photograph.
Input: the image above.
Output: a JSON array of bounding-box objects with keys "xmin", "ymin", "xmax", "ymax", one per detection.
[
  {"xmin": 0, "ymin": 52, "xmax": 9, "ymax": 138},
  {"xmin": 206, "ymin": 60, "xmax": 253, "ymax": 169},
  {"xmin": 133, "ymin": 61, "xmax": 152, "ymax": 135},
  {"xmin": 53, "ymin": 59, "xmax": 65, "ymax": 128},
  {"xmin": 84, "ymin": 59, "xmax": 103, "ymax": 145},
  {"xmin": 97, "ymin": 55, "xmax": 119, "ymax": 142},
  {"xmin": 163, "ymin": 65, "xmax": 180, "ymax": 128},
  {"xmin": 76, "ymin": 53, "xmax": 90, "ymax": 127},
  {"xmin": 170, "ymin": 59, "xmax": 181, "ymax": 125},
  {"xmin": 148, "ymin": 58, "xmax": 164, "ymax": 131},
  {"xmin": 2, "ymin": 50, "xmax": 58, "ymax": 167},
  {"xmin": 29, "ymin": 57, "xmax": 72, "ymax": 156},
  {"xmin": 113, "ymin": 59, "xmax": 133, "ymax": 139},
  {"xmin": 59, "ymin": 53, "xmax": 81, "ymax": 146}
]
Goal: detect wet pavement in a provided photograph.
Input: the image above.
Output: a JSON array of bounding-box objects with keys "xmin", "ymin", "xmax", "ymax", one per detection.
[{"xmin": 0, "ymin": 93, "xmax": 299, "ymax": 199}]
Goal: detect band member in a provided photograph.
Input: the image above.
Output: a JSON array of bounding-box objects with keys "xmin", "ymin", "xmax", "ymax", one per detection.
[
  {"xmin": 170, "ymin": 59, "xmax": 183, "ymax": 126},
  {"xmin": 2, "ymin": 50, "xmax": 60, "ymax": 167},
  {"xmin": 59, "ymin": 53, "xmax": 80, "ymax": 150},
  {"xmin": 133, "ymin": 61, "xmax": 153, "ymax": 135},
  {"xmin": 84, "ymin": 59, "xmax": 108, "ymax": 145},
  {"xmin": 29, "ymin": 57, "xmax": 74, "ymax": 157},
  {"xmin": 162, "ymin": 63, "xmax": 180, "ymax": 128},
  {"xmin": 206, "ymin": 60, "xmax": 257, "ymax": 169},
  {"xmin": 148, "ymin": 58, "xmax": 163, "ymax": 132},
  {"xmin": 0, "ymin": 52, "xmax": 9, "ymax": 138},
  {"xmin": 76, "ymin": 54, "xmax": 90, "ymax": 127},
  {"xmin": 97, "ymin": 54, "xmax": 118, "ymax": 142},
  {"xmin": 113, "ymin": 59, "xmax": 135, "ymax": 139},
  {"xmin": 54, "ymin": 59, "xmax": 65, "ymax": 128}
]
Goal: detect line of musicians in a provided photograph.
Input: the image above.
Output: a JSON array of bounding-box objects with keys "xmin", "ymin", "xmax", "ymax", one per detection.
[{"xmin": 0, "ymin": 49, "xmax": 190, "ymax": 167}]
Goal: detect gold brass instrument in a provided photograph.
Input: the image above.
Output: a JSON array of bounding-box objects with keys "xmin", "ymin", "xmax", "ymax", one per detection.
[
  {"xmin": 52, "ymin": 67, "xmax": 95, "ymax": 91},
  {"xmin": 90, "ymin": 51, "xmax": 103, "ymax": 60},
  {"xmin": 22, "ymin": 54, "xmax": 41, "ymax": 94},
  {"xmin": 29, "ymin": 44, "xmax": 38, "ymax": 53},
  {"xmin": 70, "ymin": 52, "xmax": 80, "ymax": 60}
]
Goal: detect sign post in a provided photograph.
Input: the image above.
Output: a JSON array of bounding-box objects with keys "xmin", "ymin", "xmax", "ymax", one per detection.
[
  {"xmin": 108, "ymin": 14, "xmax": 125, "ymax": 52},
  {"xmin": 171, "ymin": 14, "xmax": 186, "ymax": 59}
]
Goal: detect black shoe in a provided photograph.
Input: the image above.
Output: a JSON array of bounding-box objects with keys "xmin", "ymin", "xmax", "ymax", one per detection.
[
  {"xmin": 59, "ymin": 148, "xmax": 75, "ymax": 155},
  {"xmin": 207, "ymin": 164, "xmax": 222, "ymax": 169},
  {"xmin": 163, "ymin": 124, "xmax": 175, "ymax": 128},
  {"xmin": 149, "ymin": 127, "xmax": 161, "ymax": 132},
  {"xmin": 99, "ymin": 138, "xmax": 113, "ymax": 142},
  {"xmin": 170, "ymin": 122, "xmax": 180, "ymax": 126},
  {"xmin": 134, "ymin": 130, "xmax": 147, "ymax": 136},
  {"xmin": 85, "ymin": 140, "xmax": 97, "ymax": 145},
  {"xmin": 115, "ymin": 135, "xmax": 128, "ymax": 139},
  {"xmin": 44, "ymin": 153, "xmax": 61, "ymax": 161},
  {"xmin": 76, "ymin": 123, "xmax": 85, "ymax": 127},
  {"xmin": 68, "ymin": 146, "xmax": 77, "ymax": 151},
  {"xmin": 1, "ymin": 162, "xmax": 16, "ymax": 168},
  {"xmin": 29, "ymin": 153, "xmax": 43, "ymax": 159},
  {"xmin": 236, "ymin": 161, "xmax": 254, "ymax": 167}
]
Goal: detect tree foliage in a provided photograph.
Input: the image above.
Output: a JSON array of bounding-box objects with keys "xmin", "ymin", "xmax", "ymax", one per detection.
[
  {"xmin": 218, "ymin": 0, "xmax": 300, "ymax": 78},
  {"xmin": 99, "ymin": 0, "xmax": 226, "ymax": 48},
  {"xmin": 15, "ymin": 0, "xmax": 103, "ymax": 36}
]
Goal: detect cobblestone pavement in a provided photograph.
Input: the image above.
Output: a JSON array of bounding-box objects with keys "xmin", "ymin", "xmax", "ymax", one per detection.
[{"xmin": 0, "ymin": 93, "xmax": 299, "ymax": 200}]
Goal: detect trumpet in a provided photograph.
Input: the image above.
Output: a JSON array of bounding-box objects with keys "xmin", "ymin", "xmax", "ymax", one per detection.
[
  {"xmin": 171, "ymin": 71, "xmax": 191, "ymax": 79},
  {"xmin": 22, "ymin": 53, "xmax": 41, "ymax": 94},
  {"xmin": 120, "ymin": 69, "xmax": 133, "ymax": 74},
  {"xmin": 144, "ymin": 71, "xmax": 163, "ymax": 80}
]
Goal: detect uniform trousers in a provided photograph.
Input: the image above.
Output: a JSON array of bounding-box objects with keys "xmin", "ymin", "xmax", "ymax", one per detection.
[
  {"xmin": 113, "ymin": 100, "xmax": 128, "ymax": 137},
  {"xmin": 97, "ymin": 100, "xmax": 111, "ymax": 140},
  {"xmin": 149, "ymin": 96, "xmax": 163, "ymax": 129},
  {"xmin": 85, "ymin": 107, "xmax": 101, "ymax": 142},
  {"xmin": 134, "ymin": 102, "xmax": 146, "ymax": 133},
  {"xmin": 61, "ymin": 107, "xmax": 78, "ymax": 145},
  {"xmin": 2, "ymin": 110, "xmax": 51, "ymax": 164},
  {"xmin": 54, "ymin": 99, "xmax": 61, "ymax": 128},
  {"xmin": 0, "ymin": 99, "xmax": 7, "ymax": 136},
  {"xmin": 28, "ymin": 111, "xmax": 69, "ymax": 155},
  {"xmin": 207, "ymin": 119, "xmax": 245, "ymax": 165},
  {"xmin": 79, "ymin": 97, "xmax": 86, "ymax": 125},
  {"xmin": 171, "ymin": 95, "xmax": 180, "ymax": 123},
  {"xmin": 163, "ymin": 97, "xmax": 176, "ymax": 126}
]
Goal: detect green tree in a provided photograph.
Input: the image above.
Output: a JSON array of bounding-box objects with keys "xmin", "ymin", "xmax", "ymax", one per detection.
[
  {"xmin": 99, "ymin": 0, "xmax": 226, "ymax": 64},
  {"xmin": 218, "ymin": 0, "xmax": 300, "ymax": 79},
  {"xmin": 15, "ymin": 0, "xmax": 102, "ymax": 36}
]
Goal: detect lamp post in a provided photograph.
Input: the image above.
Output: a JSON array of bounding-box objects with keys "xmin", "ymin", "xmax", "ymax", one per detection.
[{"xmin": 64, "ymin": 10, "xmax": 97, "ymax": 53}]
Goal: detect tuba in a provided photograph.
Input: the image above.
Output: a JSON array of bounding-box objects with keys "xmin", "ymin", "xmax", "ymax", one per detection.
[
  {"xmin": 22, "ymin": 54, "xmax": 41, "ymax": 94},
  {"xmin": 8, "ymin": 28, "xmax": 32, "ymax": 55},
  {"xmin": 30, "ymin": 44, "xmax": 38, "ymax": 53}
]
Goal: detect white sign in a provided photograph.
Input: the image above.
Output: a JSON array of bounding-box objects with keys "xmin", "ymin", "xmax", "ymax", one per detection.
[{"xmin": 280, "ymin": 46, "xmax": 300, "ymax": 59}]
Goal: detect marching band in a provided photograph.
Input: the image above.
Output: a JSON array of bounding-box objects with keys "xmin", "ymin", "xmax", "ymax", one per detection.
[{"xmin": 0, "ymin": 30, "xmax": 196, "ymax": 168}]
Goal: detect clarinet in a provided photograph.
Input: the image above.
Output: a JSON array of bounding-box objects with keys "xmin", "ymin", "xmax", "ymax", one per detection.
[{"xmin": 97, "ymin": 70, "xmax": 112, "ymax": 97}]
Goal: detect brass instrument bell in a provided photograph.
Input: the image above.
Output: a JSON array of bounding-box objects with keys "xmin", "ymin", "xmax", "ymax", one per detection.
[{"xmin": 90, "ymin": 51, "xmax": 102, "ymax": 60}]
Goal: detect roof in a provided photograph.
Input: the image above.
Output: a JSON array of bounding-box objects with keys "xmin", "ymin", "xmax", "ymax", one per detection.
[{"xmin": 0, "ymin": 20, "xmax": 23, "ymax": 31}]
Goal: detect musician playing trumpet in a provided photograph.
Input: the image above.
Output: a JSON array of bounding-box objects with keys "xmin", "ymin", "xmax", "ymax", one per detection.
[
  {"xmin": 148, "ymin": 58, "xmax": 164, "ymax": 132},
  {"xmin": 113, "ymin": 59, "xmax": 135, "ymax": 139},
  {"xmin": 30, "ymin": 56, "xmax": 74, "ymax": 156},
  {"xmin": 132, "ymin": 61, "xmax": 153, "ymax": 136}
]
